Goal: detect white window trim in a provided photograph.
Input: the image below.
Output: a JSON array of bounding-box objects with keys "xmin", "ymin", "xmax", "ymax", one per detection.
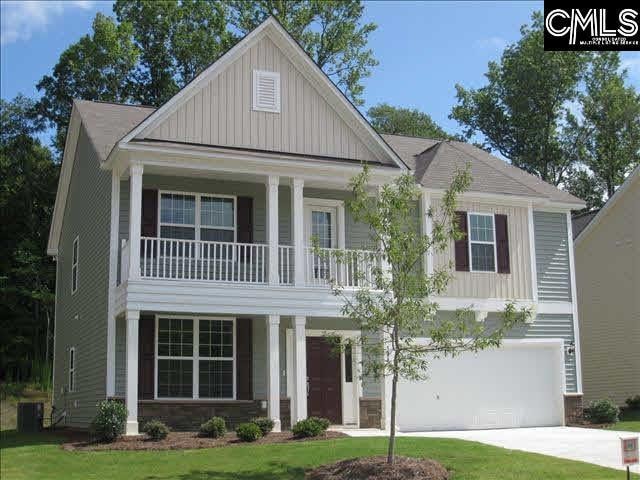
[
  {"xmin": 71, "ymin": 236, "xmax": 79, "ymax": 294},
  {"xmin": 303, "ymin": 198, "xmax": 345, "ymax": 249},
  {"xmin": 68, "ymin": 345, "xmax": 76, "ymax": 393},
  {"xmin": 154, "ymin": 315, "xmax": 236, "ymax": 401},
  {"xmin": 157, "ymin": 190, "xmax": 237, "ymax": 243},
  {"xmin": 467, "ymin": 212, "xmax": 497, "ymax": 273},
  {"xmin": 252, "ymin": 70, "xmax": 281, "ymax": 113}
]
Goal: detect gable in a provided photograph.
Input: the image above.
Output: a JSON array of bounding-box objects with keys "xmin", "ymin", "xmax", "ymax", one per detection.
[{"xmin": 142, "ymin": 34, "xmax": 382, "ymax": 163}]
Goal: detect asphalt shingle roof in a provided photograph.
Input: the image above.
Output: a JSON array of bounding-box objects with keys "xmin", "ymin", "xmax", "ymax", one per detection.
[{"xmin": 72, "ymin": 100, "xmax": 584, "ymax": 206}]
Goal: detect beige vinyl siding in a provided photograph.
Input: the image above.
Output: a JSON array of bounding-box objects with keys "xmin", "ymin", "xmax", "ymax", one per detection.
[
  {"xmin": 53, "ymin": 126, "xmax": 112, "ymax": 427},
  {"xmin": 534, "ymin": 211, "xmax": 572, "ymax": 301},
  {"xmin": 576, "ymin": 178, "xmax": 640, "ymax": 405},
  {"xmin": 145, "ymin": 36, "xmax": 380, "ymax": 163},
  {"xmin": 114, "ymin": 316, "xmax": 126, "ymax": 397},
  {"xmin": 433, "ymin": 199, "xmax": 533, "ymax": 300}
]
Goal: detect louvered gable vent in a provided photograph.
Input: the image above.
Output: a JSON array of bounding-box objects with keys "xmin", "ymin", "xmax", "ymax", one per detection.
[{"xmin": 253, "ymin": 70, "xmax": 280, "ymax": 113}]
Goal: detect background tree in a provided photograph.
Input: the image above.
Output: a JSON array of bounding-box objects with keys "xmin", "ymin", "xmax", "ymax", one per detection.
[
  {"xmin": 450, "ymin": 12, "xmax": 589, "ymax": 185},
  {"xmin": 0, "ymin": 96, "xmax": 59, "ymax": 383},
  {"xmin": 572, "ymin": 52, "xmax": 640, "ymax": 199},
  {"xmin": 367, "ymin": 103, "xmax": 458, "ymax": 139},
  {"xmin": 564, "ymin": 169, "xmax": 604, "ymax": 212},
  {"xmin": 324, "ymin": 166, "xmax": 529, "ymax": 464},
  {"xmin": 36, "ymin": 13, "xmax": 139, "ymax": 153},
  {"xmin": 230, "ymin": 0, "xmax": 378, "ymax": 106}
]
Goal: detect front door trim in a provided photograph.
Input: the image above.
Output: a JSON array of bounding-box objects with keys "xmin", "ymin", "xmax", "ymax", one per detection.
[{"xmin": 286, "ymin": 328, "xmax": 361, "ymax": 426}]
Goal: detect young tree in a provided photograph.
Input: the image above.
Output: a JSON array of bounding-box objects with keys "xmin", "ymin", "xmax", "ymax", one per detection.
[
  {"xmin": 367, "ymin": 103, "xmax": 458, "ymax": 140},
  {"xmin": 322, "ymin": 166, "xmax": 529, "ymax": 464},
  {"xmin": 450, "ymin": 12, "xmax": 589, "ymax": 185}
]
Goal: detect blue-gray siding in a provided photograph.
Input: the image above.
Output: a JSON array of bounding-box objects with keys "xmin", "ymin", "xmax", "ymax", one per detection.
[
  {"xmin": 53, "ymin": 125, "xmax": 112, "ymax": 427},
  {"xmin": 533, "ymin": 211, "xmax": 572, "ymax": 301}
]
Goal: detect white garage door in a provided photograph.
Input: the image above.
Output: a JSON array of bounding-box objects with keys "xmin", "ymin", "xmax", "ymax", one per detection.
[{"xmin": 397, "ymin": 340, "xmax": 565, "ymax": 431}]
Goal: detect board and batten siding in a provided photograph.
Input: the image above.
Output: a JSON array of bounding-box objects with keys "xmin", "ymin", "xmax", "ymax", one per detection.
[
  {"xmin": 144, "ymin": 35, "xmax": 380, "ymax": 163},
  {"xmin": 484, "ymin": 313, "xmax": 577, "ymax": 393},
  {"xmin": 53, "ymin": 125, "xmax": 112, "ymax": 427},
  {"xmin": 533, "ymin": 211, "xmax": 572, "ymax": 302},
  {"xmin": 433, "ymin": 199, "xmax": 533, "ymax": 300}
]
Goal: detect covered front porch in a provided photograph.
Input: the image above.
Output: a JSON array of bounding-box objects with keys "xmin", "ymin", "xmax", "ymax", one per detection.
[{"xmin": 114, "ymin": 312, "xmax": 383, "ymax": 435}]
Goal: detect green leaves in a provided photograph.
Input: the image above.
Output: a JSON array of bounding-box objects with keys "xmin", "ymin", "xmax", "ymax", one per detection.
[{"xmin": 367, "ymin": 103, "xmax": 458, "ymax": 140}]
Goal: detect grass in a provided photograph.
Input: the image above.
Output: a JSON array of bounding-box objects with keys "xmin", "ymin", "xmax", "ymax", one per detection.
[
  {"xmin": 610, "ymin": 409, "xmax": 640, "ymax": 432},
  {"xmin": 0, "ymin": 384, "xmax": 51, "ymax": 431},
  {"xmin": 1, "ymin": 430, "xmax": 636, "ymax": 480}
]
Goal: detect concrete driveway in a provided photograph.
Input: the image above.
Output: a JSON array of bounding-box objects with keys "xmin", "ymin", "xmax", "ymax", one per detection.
[{"xmin": 339, "ymin": 426, "xmax": 640, "ymax": 472}]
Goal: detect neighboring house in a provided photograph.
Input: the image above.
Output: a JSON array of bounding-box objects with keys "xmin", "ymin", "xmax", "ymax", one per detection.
[
  {"xmin": 47, "ymin": 17, "xmax": 586, "ymax": 435},
  {"xmin": 574, "ymin": 166, "xmax": 639, "ymax": 406}
]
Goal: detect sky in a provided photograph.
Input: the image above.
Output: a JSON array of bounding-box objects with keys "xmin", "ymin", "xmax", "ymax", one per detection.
[{"xmin": 2, "ymin": 0, "xmax": 639, "ymax": 143}]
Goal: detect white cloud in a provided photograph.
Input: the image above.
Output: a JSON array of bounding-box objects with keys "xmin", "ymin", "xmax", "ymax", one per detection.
[
  {"xmin": 1, "ymin": 1, "xmax": 93, "ymax": 45},
  {"xmin": 475, "ymin": 36, "xmax": 508, "ymax": 51}
]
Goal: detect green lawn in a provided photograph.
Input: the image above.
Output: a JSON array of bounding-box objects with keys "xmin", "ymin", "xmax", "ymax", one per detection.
[
  {"xmin": 609, "ymin": 409, "xmax": 640, "ymax": 433},
  {"xmin": 2, "ymin": 430, "xmax": 636, "ymax": 480}
]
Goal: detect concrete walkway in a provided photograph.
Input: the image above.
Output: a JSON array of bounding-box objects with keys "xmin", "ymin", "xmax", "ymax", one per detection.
[{"xmin": 336, "ymin": 426, "xmax": 640, "ymax": 472}]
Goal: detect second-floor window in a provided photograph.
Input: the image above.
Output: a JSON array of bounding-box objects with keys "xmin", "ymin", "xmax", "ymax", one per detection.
[
  {"xmin": 71, "ymin": 236, "xmax": 79, "ymax": 293},
  {"xmin": 159, "ymin": 192, "xmax": 236, "ymax": 242},
  {"xmin": 468, "ymin": 213, "xmax": 496, "ymax": 272}
]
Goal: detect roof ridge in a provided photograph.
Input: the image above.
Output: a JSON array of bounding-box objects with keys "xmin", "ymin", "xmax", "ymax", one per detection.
[
  {"xmin": 74, "ymin": 98, "xmax": 157, "ymax": 109},
  {"xmin": 445, "ymin": 141, "xmax": 547, "ymax": 197},
  {"xmin": 381, "ymin": 132, "xmax": 447, "ymax": 142}
]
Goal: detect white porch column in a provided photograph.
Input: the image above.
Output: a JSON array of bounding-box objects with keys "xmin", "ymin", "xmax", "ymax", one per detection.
[
  {"xmin": 380, "ymin": 330, "xmax": 393, "ymax": 431},
  {"xmin": 266, "ymin": 315, "xmax": 281, "ymax": 432},
  {"xmin": 291, "ymin": 178, "xmax": 305, "ymax": 286},
  {"xmin": 293, "ymin": 316, "xmax": 307, "ymax": 423},
  {"xmin": 128, "ymin": 164, "xmax": 143, "ymax": 280},
  {"xmin": 125, "ymin": 309, "xmax": 140, "ymax": 435},
  {"xmin": 106, "ymin": 169, "xmax": 121, "ymax": 397},
  {"xmin": 266, "ymin": 176, "xmax": 280, "ymax": 285},
  {"xmin": 420, "ymin": 190, "xmax": 433, "ymax": 276}
]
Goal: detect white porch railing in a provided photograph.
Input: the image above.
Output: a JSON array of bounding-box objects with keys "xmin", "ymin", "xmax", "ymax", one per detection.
[
  {"xmin": 139, "ymin": 237, "xmax": 267, "ymax": 283},
  {"xmin": 278, "ymin": 245, "xmax": 294, "ymax": 285},
  {"xmin": 305, "ymin": 247, "xmax": 378, "ymax": 288}
]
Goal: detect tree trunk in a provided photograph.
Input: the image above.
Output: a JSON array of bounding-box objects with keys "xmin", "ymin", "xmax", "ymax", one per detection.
[{"xmin": 386, "ymin": 369, "xmax": 399, "ymax": 464}]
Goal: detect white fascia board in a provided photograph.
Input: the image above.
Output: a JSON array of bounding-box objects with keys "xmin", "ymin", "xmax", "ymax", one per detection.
[
  {"xmin": 110, "ymin": 17, "xmax": 405, "ymax": 171},
  {"xmin": 574, "ymin": 165, "xmax": 639, "ymax": 246},
  {"xmin": 109, "ymin": 141, "xmax": 401, "ymax": 187},
  {"xmin": 423, "ymin": 187, "xmax": 583, "ymax": 211},
  {"xmin": 47, "ymin": 107, "xmax": 82, "ymax": 256}
]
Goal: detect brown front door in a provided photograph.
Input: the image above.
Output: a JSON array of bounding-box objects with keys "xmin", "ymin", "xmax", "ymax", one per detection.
[{"xmin": 306, "ymin": 337, "xmax": 342, "ymax": 424}]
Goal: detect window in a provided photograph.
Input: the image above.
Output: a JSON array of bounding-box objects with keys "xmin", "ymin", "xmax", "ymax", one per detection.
[
  {"xmin": 68, "ymin": 347, "xmax": 76, "ymax": 392},
  {"xmin": 159, "ymin": 192, "xmax": 236, "ymax": 243},
  {"xmin": 468, "ymin": 213, "xmax": 496, "ymax": 272},
  {"xmin": 156, "ymin": 317, "xmax": 235, "ymax": 399},
  {"xmin": 252, "ymin": 70, "xmax": 280, "ymax": 113},
  {"xmin": 344, "ymin": 343, "xmax": 353, "ymax": 383},
  {"xmin": 71, "ymin": 236, "xmax": 79, "ymax": 293}
]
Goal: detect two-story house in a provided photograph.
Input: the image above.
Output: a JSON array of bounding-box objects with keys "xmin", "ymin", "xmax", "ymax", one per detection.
[{"xmin": 47, "ymin": 17, "xmax": 585, "ymax": 435}]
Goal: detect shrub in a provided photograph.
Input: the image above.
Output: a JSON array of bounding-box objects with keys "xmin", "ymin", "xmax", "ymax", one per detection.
[
  {"xmin": 292, "ymin": 417, "xmax": 330, "ymax": 438},
  {"xmin": 250, "ymin": 417, "xmax": 274, "ymax": 436},
  {"xmin": 142, "ymin": 419, "xmax": 170, "ymax": 441},
  {"xmin": 91, "ymin": 400, "xmax": 128, "ymax": 443},
  {"xmin": 236, "ymin": 422, "xmax": 262, "ymax": 442},
  {"xmin": 584, "ymin": 398, "xmax": 619, "ymax": 424},
  {"xmin": 199, "ymin": 417, "xmax": 226, "ymax": 438},
  {"xmin": 625, "ymin": 395, "xmax": 640, "ymax": 411}
]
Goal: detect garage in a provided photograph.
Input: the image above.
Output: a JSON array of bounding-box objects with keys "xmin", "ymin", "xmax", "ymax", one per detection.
[{"xmin": 396, "ymin": 339, "xmax": 565, "ymax": 431}]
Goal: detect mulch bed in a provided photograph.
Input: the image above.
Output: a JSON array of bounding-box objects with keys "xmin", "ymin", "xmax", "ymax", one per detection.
[
  {"xmin": 62, "ymin": 430, "xmax": 347, "ymax": 451},
  {"xmin": 306, "ymin": 456, "xmax": 450, "ymax": 480}
]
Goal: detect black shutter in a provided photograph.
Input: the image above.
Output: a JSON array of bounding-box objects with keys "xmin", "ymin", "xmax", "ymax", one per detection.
[
  {"xmin": 141, "ymin": 189, "xmax": 158, "ymax": 237},
  {"xmin": 495, "ymin": 214, "xmax": 510, "ymax": 274},
  {"xmin": 454, "ymin": 211, "xmax": 470, "ymax": 272},
  {"xmin": 236, "ymin": 318, "xmax": 253, "ymax": 400},
  {"xmin": 236, "ymin": 197, "xmax": 253, "ymax": 244},
  {"xmin": 138, "ymin": 315, "xmax": 155, "ymax": 400}
]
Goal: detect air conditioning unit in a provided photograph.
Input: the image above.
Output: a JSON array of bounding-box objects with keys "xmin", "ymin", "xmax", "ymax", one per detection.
[{"xmin": 17, "ymin": 402, "xmax": 43, "ymax": 433}]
